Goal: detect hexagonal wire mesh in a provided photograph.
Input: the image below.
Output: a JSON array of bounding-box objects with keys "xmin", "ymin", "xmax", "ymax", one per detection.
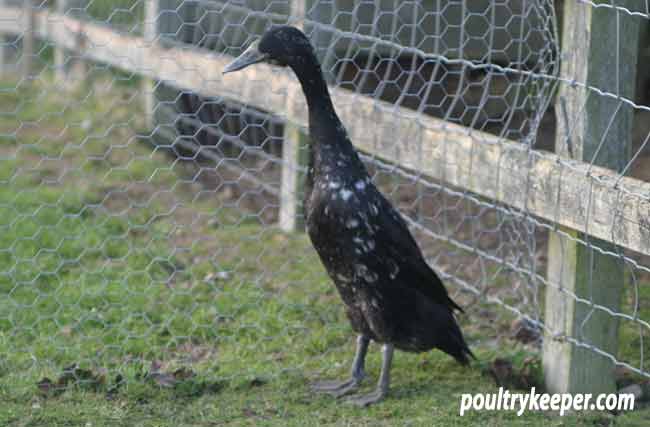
[{"xmin": 2, "ymin": 0, "xmax": 650, "ymax": 404}]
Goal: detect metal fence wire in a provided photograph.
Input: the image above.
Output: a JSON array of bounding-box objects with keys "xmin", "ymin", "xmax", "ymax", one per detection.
[{"xmin": 2, "ymin": 0, "xmax": 650, "ymax": 400}]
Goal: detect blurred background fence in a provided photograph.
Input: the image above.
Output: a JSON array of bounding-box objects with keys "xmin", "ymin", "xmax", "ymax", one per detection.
[{"xmin": 2, "ymin": 0, "xmax": 650, "ymax": 398}]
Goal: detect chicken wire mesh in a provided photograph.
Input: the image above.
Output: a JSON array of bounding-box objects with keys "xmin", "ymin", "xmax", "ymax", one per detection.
[{"xmin": 1, "ymin": 0, "xmax": 650, "ymax": 399}]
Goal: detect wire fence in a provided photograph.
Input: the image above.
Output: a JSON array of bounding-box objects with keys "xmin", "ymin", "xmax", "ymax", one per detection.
[{"xmin": 2, "ymin": 0, "xmax": 650, "ymax": 399}]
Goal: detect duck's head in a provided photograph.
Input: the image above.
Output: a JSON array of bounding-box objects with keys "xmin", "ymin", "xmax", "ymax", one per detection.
[{"xmin": 223, "ymin": 26, "xmax": 314, "ymax": 74}]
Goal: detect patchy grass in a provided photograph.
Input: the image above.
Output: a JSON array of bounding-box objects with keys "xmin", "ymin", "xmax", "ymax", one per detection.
[
  {"xmin": 619, "ymin": 278, "xmax": 650, "ymax": 376},
  {"xmin": 83, "ymin": 0, "xmax": 144, "ymax": 34},
  {"xmin": 0, "ymin": 76, "xmax": 648, "ymax": 426}
]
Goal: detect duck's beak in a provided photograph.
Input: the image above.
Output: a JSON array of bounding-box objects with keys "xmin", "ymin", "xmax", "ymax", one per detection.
[{"xmin": 222, "ymin": 40, "xmax": 268, "ymax": 74}]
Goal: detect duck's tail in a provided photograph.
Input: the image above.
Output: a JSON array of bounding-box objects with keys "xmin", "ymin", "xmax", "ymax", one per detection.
[{"xmin": 438, "ymin": 307, "xmax": 475, "ymax": 366}]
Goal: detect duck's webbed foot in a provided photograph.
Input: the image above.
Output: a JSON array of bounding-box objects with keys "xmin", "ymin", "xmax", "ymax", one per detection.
[
  {"xmin": 311, "ymin": 335, "xmax": 369, "ymax": 398},
  {"xmin": 345, "ymin": 388, "xmax": 387, "ymax": 406},
  {"xmin": 345, "ymin": 343, "xmax": 393, "ymax": 407},
  {"xmin": 310, "ymin": 377, "xmax": 362, "ymax": 397}
]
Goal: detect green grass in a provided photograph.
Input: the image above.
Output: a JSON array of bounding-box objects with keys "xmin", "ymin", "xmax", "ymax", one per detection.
[
  {"xmin": 0, "ymin": 76, "xmax": 648, "ymax": 426},
  {"xmin": 84, "ymin": 0, "xmax": 144, "ymax": 34}
]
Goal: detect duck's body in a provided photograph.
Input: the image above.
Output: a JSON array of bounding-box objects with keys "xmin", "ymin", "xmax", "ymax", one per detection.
[
  {"xmin": 224, "ymin": 26, "xmax": 473, "ymax": 406},
  {"xmin": 303, "ymin": 109, "xmax": 469, "ymax": 359}
]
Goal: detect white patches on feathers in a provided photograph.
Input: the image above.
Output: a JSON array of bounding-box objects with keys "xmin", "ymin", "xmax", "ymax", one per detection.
[
  {"xmin": 352, "ymin": 236, "xmax": 375, "ymax": 253},
  {"xmin": 354, "ymin": 264, "xmax": 368, "ymax": 277},
  {"xmin": 354, "ymin": 180, "xmax": 366, "ymax": 191},
  {"xmin": 388, "ymin": 259, "xmax": 400, "ymax": 279},
  {"xmin": 354, "ymin": 264, "xmax": 378, "ymax": 283},
  {"xmin": 346, "ymin": 218, "xmax": 359, "ymax": 229},
  {"xmin": 340, "ymin": 188, "xmax": 353, "ymax": 201},
  {"xmin": 336, "ymin": 273, "xmax": 351, "ymax": 283}
]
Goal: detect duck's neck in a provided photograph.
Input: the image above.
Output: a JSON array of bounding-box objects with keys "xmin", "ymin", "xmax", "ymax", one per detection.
[
  {"xmin": 290, "ymin": 55, "xmax": 336, "ymax": 120},
  {"xmin": 289, "ymin": 53, "xmax": 364, "ymax": 177}
]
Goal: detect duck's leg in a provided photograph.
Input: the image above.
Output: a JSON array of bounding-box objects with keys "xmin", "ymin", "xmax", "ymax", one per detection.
[
  {"xmin": 345, "ymin": 343, "xmax": 393, "ymax": 407},
  {"xmin": 311, "ymin": 335, "xmax": 369, "ymax": 397}
]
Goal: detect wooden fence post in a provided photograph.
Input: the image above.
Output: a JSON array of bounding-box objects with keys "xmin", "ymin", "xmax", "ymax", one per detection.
[
  {"xmin": 53, "ymin": 0, "xmax": 66, "ymax": 83},
  {"xmin": 22, "ymin": 0, "xmax": 35, "ymax": 79},
  {"xmin": 54, "ymin": 0, "xmax": 87, "ymax": 87},
  {"xmin": 280, "ymin": 121, "xmax": 309, "ymax": 232},
  {"xmin": 543, "ymin": 1, "xmax": 642, "ymax": 394},
  {"xmin": 143, "ymin": 0, "xmax": 158, "ymax": 130},
  {"xmin": 279, "ymin": 0, "xmax": 310, "ymax": 232},
  {"xmin": 0, "ymin": 1, "xmax": 6, "ymax": 76}
]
